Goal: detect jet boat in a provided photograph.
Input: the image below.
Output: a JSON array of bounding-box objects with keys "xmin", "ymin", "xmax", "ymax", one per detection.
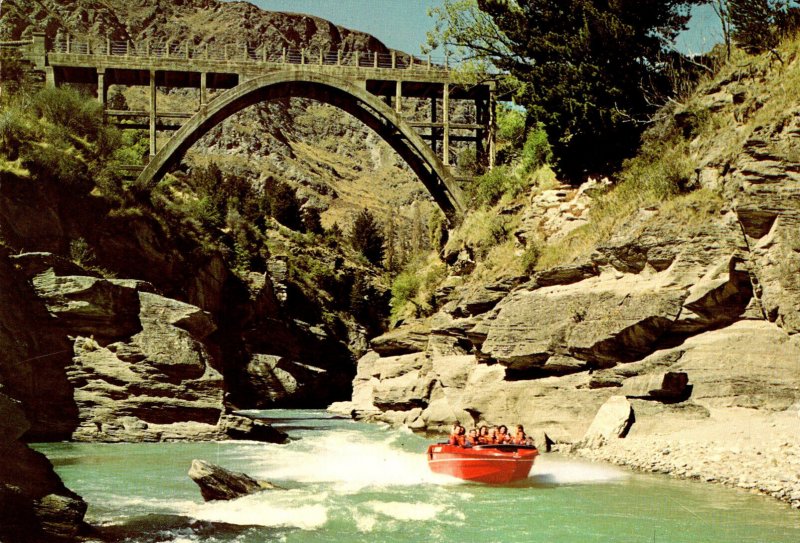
[{"xmin": 426, "ymin": 443, "xmax": 538, "ymax": 484}]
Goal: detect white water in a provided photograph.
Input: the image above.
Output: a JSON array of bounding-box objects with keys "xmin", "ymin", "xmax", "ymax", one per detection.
[{"xmin": 33, "ymin": 411, "xmax": 800, "ymax": 543}]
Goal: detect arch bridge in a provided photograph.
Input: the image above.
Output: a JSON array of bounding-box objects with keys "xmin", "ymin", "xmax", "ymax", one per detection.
[{"xmin": 15, "ymin": 33, "xmax": 498, "ymax": 220}]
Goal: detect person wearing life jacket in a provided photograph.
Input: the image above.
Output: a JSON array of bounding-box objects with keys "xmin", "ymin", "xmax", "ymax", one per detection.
[
  {"xmin": 488, "ymin": 426, "xmax": 500, "ymax": 444},
  {"xmin": 497, "ymin": 425, "xmax": 512, "ymax": 444},
  {"xmin": 465, "ymin": 428, "xmax": 480, "ymax": 447},
  {"xmin": 512, "ymin": 424, "xmax": 527, "ymax": 445},
  {"xmin": 477, "ymin": 425, "xmax": 491, "ymax": 444},
  {"xmin": 449, "ymin": 424, "xmax": 466, "ymax": 447}
]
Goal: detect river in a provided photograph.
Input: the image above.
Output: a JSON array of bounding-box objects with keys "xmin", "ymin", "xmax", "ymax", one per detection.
[{"xmin": 32, "ymin": 410, "xmax": 800, "ymax": 543}]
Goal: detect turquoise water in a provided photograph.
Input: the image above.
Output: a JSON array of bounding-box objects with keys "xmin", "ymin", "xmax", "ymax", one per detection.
[{"xmin": 33, "ymin": 410, "xmax": 800, "ymax": 542}]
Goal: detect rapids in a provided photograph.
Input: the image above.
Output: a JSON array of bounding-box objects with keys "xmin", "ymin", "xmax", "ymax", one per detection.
[{"xmin": 33, "ymin": 410, "xmax": 800, "ymax": 542}]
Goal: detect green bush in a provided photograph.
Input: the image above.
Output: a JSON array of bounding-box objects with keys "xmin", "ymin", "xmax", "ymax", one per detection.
[
  {"xmin": 0, "ymin": 107, "xmax": 32, "ymax": 160},
  {"xmin": 496, "ymin": 105, "xmax": 526, "ymax": 147},
  {"xmin": 520, "ymin": 123, "xmax": 553, "ymax": 174},
  {"xmin": 390, "ymin": 271, "xmax": 421, "ymax": 313},
  {"xmin": 470, "ymin": 165, "xmax": 511, "ymax": 207},
  {"xmin": 31, "ymin": 87, "xmax": 103, "ymax": 141},
  {"xmin": 22, "ymin": 143, "xmax": 92, "ymax": 191},
  {"xmin": 521, "ymin": 243, "xmax": 541, "ymax": 275},
  {"xmin": 69, "ymin": 238, "xmax": 95, "ymax": 266},
  {"xmin": 261, "ymin": 178, "xmax": 302, "ymax": 231}
]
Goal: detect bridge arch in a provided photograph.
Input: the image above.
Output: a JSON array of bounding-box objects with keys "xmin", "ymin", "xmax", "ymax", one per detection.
[{"xmin": 135, "ymin": 71, "xmax": 467, "ymax": 220}]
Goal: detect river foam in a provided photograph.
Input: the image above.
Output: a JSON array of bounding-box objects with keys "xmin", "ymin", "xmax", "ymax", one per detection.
[
  {"xmin": 530, "ymin": 454, "xmax": 628, "ymax": 485},
  {"xmin": 250, "ymin": 427, "xmax": 459, "ymax": 491},
  {"xmin": 186, "ymin": 490, "xmax": 328, "ymax": 530}
]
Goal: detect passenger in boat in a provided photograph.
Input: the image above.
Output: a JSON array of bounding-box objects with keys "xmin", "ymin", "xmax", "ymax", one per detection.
[
  {"xmin": 488, "ymin": 426, "xmax": 499, "ymax": 444},
  {"xmin": 497, "ymin": 425, "xmax": 512, "ymax": 443},
  {"xmin": 512, "ymin": 424, "xmax": 529, "ymax": 445},
  {"xmin": 477, "ymin": 425, "xmax": 491, "ymax": 444},
  {"xmin": 465, "ymin": 428, "xmax": 480, "ymax": 447},
  {"xmin": 449, "ymin": 424, "xmax": 466, "ymax": 447}
]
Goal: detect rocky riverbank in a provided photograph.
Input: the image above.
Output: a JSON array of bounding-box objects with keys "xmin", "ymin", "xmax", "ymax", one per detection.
[{"xmin": 569, "ymin": 404, "xmax": 800, "ymax": 509}]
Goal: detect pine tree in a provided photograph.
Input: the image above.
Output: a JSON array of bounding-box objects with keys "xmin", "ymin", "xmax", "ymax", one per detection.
[{"xmin": 349, "ymin": 208, "xmax": 385, "ymax": 266}]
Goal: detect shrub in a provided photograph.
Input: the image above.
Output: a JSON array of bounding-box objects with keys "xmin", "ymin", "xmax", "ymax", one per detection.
[
  {"xmin": 520, "ymin": 123, "xmax": 553, "ymax": 174},
  {"xmin": 456, "ymin": 146, "xmax": 481, "ymax": 175},
  {"xmin": 31, "ymin": 87, "xmax": 103, "ymax": 141},
  {"xmin": 496, "ymin": 105, "xmax": 526, "ymax": 148},
  {"xmin": 69, "ymin": 238, "xmax": 95, "ymax": 266},
  {"xmin": 22, "ymin": 143, "xmax": 92, "ymax": 191},
  {"xmin": 390, "ymin": 270, "xmax": 421, "ymax": 314},
  {"xmin": 521, "ymin": 243, "xmax": 541, "ymax": 275},
  {"xmin": 0, "ymin": 49, "xmax": 31, "ymax": 98},
  {"xmin": 470, "ymin": 165, "xmax": 511, "ymax": 207},
  {"xmin": 0, "ymin": 107, "xmax": 32, "ymax": 160},
  {"xmin": 262, "ymin": 178, "xmax": 302, "ymax": 231},
  {"xmin": 302, "ymin": 206, "xmax": 324, "ymax": 235}
]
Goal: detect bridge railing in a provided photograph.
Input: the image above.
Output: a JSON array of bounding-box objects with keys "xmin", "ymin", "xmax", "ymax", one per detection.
[
  {"xmin": 0, "ymin": 38, "xmax": 35, "ymax": 48},
  {"xmin": 50, "ymin": 38, "xmax": 452, "ymax": 71}
]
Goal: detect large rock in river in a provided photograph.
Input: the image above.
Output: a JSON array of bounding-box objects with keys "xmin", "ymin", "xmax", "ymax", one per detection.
[{"xmin": 188, "ymin": 459, "xmax": 281, "ymax": 501}]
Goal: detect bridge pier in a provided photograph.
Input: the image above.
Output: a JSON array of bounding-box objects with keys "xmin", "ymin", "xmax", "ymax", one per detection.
[
  {"xmin": 96, "ymin": 68, "xmax": 107, "ymax": 106},
  {"xmin": 443, "ymin": 83, "xmax": 450, "ymax": 166},
  {"xmin": 395, "ymin": 81, "xmax": 402, "ymax": 114},
  {"xmin": 149, "ymin": 70, "xmax": 157, "ymax": 157},
  {"xmin": 200, "ymin": 72, "xmax": 208, "ymax": 107}
]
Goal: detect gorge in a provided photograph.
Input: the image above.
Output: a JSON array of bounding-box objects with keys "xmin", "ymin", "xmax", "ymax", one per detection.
[{"xmin": 0, "ymin": 0, "xmax": 799, "ymax": 541}]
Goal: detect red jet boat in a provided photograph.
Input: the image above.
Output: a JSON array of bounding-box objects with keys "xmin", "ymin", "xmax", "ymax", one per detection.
[{"xmin": 426, "ymin": 443, "xmax": 539, "ymax": 484}]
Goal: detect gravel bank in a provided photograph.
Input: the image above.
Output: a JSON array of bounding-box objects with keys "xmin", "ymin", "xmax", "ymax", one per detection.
[{"xmin": 565, "ymin": 406, "xmax": 800, "ymax": 509}]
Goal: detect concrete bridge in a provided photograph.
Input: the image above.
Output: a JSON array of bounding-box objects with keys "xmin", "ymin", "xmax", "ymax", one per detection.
[{"xmin": 14, "ymin": 33, "xmax": 498, "ymax": 219}]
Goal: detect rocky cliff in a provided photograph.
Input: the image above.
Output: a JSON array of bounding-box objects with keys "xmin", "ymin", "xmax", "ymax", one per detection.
[
  {"xmin": 332, "ymin": 44, "xmax": 800, "ymax": 507},
  {"xmin": 1, "ymin": 1, "xmax": 409, "ymax": 537}
]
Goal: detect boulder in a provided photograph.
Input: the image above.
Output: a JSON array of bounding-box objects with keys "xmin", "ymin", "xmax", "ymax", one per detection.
[
  {"xmin": 218, "ymin": 414, "xmax": 288, "ymax": 443},
  {"xmin": 65, "ymin": 290, "xmax": 225, "ymax": 442},
  {"xmin": 622, "ymin": 372, "xmax": 692, "ymax": 403},
  {"xmin": 188, "ymin": 459, "xmax": 281, "ymax": 502},
  {"xmin": 243, "ymin": 354, "xmax": 329, "ymax": 406},
  {"xmin": 670, "ymin": 321, "xmax": 800, "ymax": 410},
  {"xmin": 0, "ymin": 394, "xmax": 30, "ymax": 444},
  {"xmin": 576, "ymin": 396, "xmax": 634, "ymax": 449}
]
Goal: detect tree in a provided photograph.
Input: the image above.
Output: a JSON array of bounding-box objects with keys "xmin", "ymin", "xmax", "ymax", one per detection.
[
  {"xmin": 349, "ymin": 208, "xmax": 385, "ymax": 266},
  {"xmin": 712, "ymin": 0, "xmax": 734, "ymax": 59},
  {"xmin": 430, "ymin": 0, "xmax": 704, "ymax": 181},
  {"xmin": 261, "ymin": 178, "xmax": 302, "ymax": 231},
  {"xmin": 730, "ymin": 0, "xmax": 780, "ymax": 53}
]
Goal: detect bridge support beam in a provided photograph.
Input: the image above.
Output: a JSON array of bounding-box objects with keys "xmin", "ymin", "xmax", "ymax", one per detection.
[
  {"xmin": 488, "ymin": 91, "xmax": 496, "ymax": 170},
  {"xmin": 200, "ymin": 72, "xmax": 208, "ymax": 107},
  {"xmin": 443, "ymin": 83, "xmax": 450, "ymax": 166},
  {"xmin": 430, "ymin": 95, "xmax": 438, "ymax": 155},
  {"xmin": 395, "ymin": 80, "xmax": 402, "ymax": 114},
  {"xmin": 96, "ymin": 68, "xmax": 107, "ymax": 106},
  {"xmin": 149, "ymin": 70, "xmax": 157, "ymax": 157}
]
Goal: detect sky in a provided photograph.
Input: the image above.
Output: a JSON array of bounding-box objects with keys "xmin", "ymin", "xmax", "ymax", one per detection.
[{"xmin": 247, "ymin": 0, "xmax": 723, "ymax": 56}]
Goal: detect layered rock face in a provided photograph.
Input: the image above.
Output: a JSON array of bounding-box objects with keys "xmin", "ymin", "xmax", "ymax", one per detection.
[
  {"xmin": 8, "ymin": 252, "xmax": 226, "ymax": 442},
  {"xmin": 0, "ymin": 393, "xmax": 89, "ymax": 542}
]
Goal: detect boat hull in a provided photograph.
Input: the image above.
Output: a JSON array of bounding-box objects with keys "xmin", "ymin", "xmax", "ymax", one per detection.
[{"xmin": 427, "ymin": 444, "xmax": 538, "ymax": 484}]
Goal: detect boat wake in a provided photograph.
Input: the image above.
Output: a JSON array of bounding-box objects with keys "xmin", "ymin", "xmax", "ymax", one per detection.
[
  {"xmin": 247, "ymin": 427, "xmax": 459, "ymax": 491},
  {"xmin": 529, "ymin": 454, "xmax": 628, "ymax": 486}
]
